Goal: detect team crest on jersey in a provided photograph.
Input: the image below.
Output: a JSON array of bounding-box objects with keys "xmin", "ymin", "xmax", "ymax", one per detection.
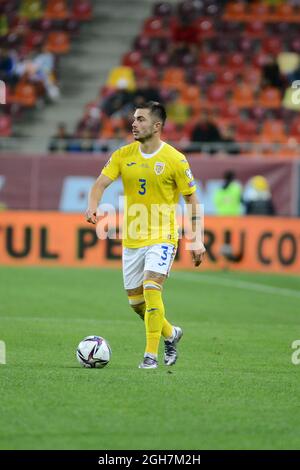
[
  {"xmin": 185, "ymin": 168, "xmax": 193, "ymax": 179},
  {"xmin": 154, "ymin": 162, "xmax": 165, "ymax": 175}
]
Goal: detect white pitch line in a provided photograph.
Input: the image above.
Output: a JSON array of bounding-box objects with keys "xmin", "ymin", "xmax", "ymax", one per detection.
[{"xmin": 172, "ymin": 272, "xmax": 300, "ymax": 300}]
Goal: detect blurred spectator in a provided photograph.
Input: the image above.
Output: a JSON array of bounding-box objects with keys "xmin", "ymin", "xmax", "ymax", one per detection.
[
  {"xmin": 48, "ymin": 123, "xmax": 71, "ymax": 152},
  {"xmin": 243, "ymin": 175, "xmax": 275, "ymax": 215},
  {"xmin": 102, "ymin": 86, "xmax": 134, "ymax": 117},
  {"xmin": 15, "ymin": 46, "xmax": 59, "ymax": 101},
  {"xmin": 19, "ymin": 0, "xmax": 43, "ymax": 20},
  {"xmin": 262, "ymin": 56, "xmax": 284, "ymax": 91},
  {"xmin": 0, "ymin": 48, "xmax": 17, "ymax": 85},
  {"xmin": 106, "ymin": 66, "xmax": 136, "ymax": 92},
  {"xmin": 166, "ymin": 97, "xmax": 190, "ymax": 125},
  {"xmin": 190, "ymin": 111, "xmax": 222, "ymax": 152},
  {"xmin": 134, "ymin": 78, "xmax": 161, "ymax": 105},
  {"xmin": 214, "ymin": 170, "xmax": 243, "ymax": 216},
  {"xmin": 0, "ymin": 15, "xmax": 9, "ymax": 37}
]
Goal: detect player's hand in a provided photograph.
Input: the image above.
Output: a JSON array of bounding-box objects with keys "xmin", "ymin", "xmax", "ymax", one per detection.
[
  {"xmin": 85, "ymin": 209, "xmax": 98, "ymax": 224},
  {"xmin": 192, "ymin": 243, "xmax": 206, "ymax": 267}
]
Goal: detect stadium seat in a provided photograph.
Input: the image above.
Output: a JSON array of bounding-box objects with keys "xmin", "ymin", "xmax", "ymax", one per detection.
[
  {"xmin": 290, "ymin": 118, "xmax": 300, "ymax": 137},
  {"xmin": 45, "ymin": 31, "xmax": 70, "ymax": 54},
  {"xmin": 72, "ymin": 0, "xmax": 92, "ymax": 22},
  {"xmin": 122, "ymin": 51, "xmax": 142, "ymax": 68},
  {"xmin": 223, "ymin": 2, "xmax": 247, "ymax": 21},
  {"xmin": 235, "ymin": 119, "xmax": 257, "ymax": 142},
  {"xmin": 199, "ymin": 52, "xmax": 221, "ymax": 72},
  {"xmin": 258, "ymin": 87, "xmax": 282, "ymax": 109},
  {"xmin": 231, "ymin": 83, "xmax": 255, "ymax": 108},
  {"xmin": 272, "ymin": 3, "xmax": 297, "ymax": 22},
  {"xmin": 218, "ymin": 69, "xmax": 236, "ymax": 88},
  {"xmin": 10, "ymin": 81, "xmax": 37, "ymax": 107},
  {"xmin": 260, "ymin": 120, "xmax": 287, "ymax": 143},
  {"xmin": 180, "ymin": 84, "xmax": 201, "ymax": 111},
  {"xmin": 246, "ymin": 21, "xmax": 265, "ymax": 38},
  {"xmin": 261, "ymin": 37, "xmax": 282, "ymax": 56},
  {"xmin": 161, "ymin": 67, "xmax": 186, "ymax": 91},
  {"xmin": 24, "ymin": 30, "xmax": 45, "ymax": 51},
  {"xmin": 249, "ymin": 3, "xmax": 270, "ymax": 21},
  {"xmin": 206, "ymin": 84, "xmax": 227, "ymax": 105},
  {"xmin": 44, "ymin": 0, "xmax": 69, "ymax": 20},
  {"xmin": 194, "ymin": 18, "xmax": 215, "ymax": 40},
  {"xmin": 143, "ymin": 17, "xmax": 171, "ymax": 39},
  {"xmin": 226, "ymin": 53, "xmax": 245, "ymax": 72},
  {"xmin": 153, "ymin": 2, "xmax": 173, "ymax": 17}
]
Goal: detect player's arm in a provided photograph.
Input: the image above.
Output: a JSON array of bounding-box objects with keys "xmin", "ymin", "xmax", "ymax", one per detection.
[
  {"xmin": 85, "ymin": 174, "xmax": 113, "ymax": 224},
  {"xmin": 183, "ymin": 191, "xmax": 206, "ymax": 267}
]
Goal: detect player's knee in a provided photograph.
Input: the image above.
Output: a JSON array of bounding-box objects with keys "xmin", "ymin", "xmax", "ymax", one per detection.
[
  {"xmin": 128, "ymin": 294, "xmax": 145, "ymax": 320},
  {"xmin": 143, "ymin": 280, "xmax": 162, "ymax": 293}
]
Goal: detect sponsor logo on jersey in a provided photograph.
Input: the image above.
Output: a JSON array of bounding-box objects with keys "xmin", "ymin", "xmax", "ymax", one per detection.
[
  {"xmin": 154, "ymin": 162, "xmax": 165, "ymax": 175},
  {"xmin": 126, "ymin": 162, "xmax": 136, "ymax": 166}
]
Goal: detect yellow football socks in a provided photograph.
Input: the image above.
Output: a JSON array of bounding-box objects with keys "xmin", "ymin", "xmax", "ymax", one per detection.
[
  {"xmin": 128, "ymin": 293, "xmax": 173, "ymax": 339},
  {"xmin": 143, "ymin": 280, "xmax": 165, "ymax": 356}
]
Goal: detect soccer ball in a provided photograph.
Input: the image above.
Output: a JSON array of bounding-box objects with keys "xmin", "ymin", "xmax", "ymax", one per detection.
[{"xmin": 76, "ymin": 336, "xmax": 111, "ymax": 368}]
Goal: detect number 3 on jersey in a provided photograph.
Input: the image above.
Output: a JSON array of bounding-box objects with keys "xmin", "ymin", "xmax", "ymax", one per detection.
[{"xmin": 138, "ymin": 178, "xmax": 146, "ymax": 195}]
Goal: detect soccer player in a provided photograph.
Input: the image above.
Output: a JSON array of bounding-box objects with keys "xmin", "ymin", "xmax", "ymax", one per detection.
[{"xmin": 86, "ymin": 101, "xmax": 205, "ymax": 369}]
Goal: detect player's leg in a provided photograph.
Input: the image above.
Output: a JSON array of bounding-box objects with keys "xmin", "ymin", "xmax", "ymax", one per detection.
[
  {"xmin": 140, "ymin": 243, "xmax": 181, "ymax": 368},
  {"xmin": 127, "ymin": 284, "xmax": 173, "ymax": 335},
  {"xmin": 123, "ymin": 246, "xmax": 146, "ymax": 322}
]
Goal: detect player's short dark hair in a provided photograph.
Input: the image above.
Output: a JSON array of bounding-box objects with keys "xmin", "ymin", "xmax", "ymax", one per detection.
[{"xmin": 136, "ymin": 101, "xmax": 167, "ymax": 128}]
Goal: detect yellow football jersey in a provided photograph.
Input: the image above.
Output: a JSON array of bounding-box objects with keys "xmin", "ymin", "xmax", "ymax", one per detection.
[{"xmin": 101, "ymin": 141, "xmax": 196, "ymax": 248}]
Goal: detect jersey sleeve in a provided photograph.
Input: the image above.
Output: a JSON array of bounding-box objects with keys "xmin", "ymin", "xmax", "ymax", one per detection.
[
  {"xmin": 101, "ymin": 149, "xmax": 121, "ymax": 181},
  {"xmin": 174, "ymin": 157, "xmax": 197, "ymax": 196}
]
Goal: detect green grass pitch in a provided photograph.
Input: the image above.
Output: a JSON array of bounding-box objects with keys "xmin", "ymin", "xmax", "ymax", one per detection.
[{"xmin": 0, "ymin": 266, "xmax": 299, "ymax": 450}]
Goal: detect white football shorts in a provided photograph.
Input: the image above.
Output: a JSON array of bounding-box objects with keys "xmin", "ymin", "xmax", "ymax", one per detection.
[{"xmin": 122, "ymin": 243, "xmax": 177, "ymax": 290}]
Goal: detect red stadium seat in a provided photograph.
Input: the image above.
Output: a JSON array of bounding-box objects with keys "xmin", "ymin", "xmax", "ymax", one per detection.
[
  {"xmin": 235, "ymin": 120, "xmax": 257, "ymax": 142},
  {"xmin": 122, "ymin": 51, "xmax": 142, "ymax": 68},
  {"xmin": 206, "ymin": 84, "xmax": 227, "ymax": 104},
  {"xmin": 72, "ymin": 0, "xmax": 92, "ymax": 22},
  {"xmin": 226, "ymin": 53, "xmax": 245, "ymax": 72},
  {"xmin": 199, "ymin": 52, "xmax": 221, "ymax": 72},
  {"xmin": 24, "ymin": 30, "xmax": 44, "ymax": 51},
  {"xmin": 194, "ymin": 17, "xmax": 215, "ymax": 40},
  {"xmin": 246, "ymin": 21, "xmax": 265, "ymax": 38},
  {"xmin": 143, "ymin": 17, "xmax": 171, "ymax": 39},
  {"xmin": 290, "ymin": 118, "xmax": 300, "ymax": 137},
  {"xmin": 262, "ymin": 37, "xmax": 282, "ymax": 56}
]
